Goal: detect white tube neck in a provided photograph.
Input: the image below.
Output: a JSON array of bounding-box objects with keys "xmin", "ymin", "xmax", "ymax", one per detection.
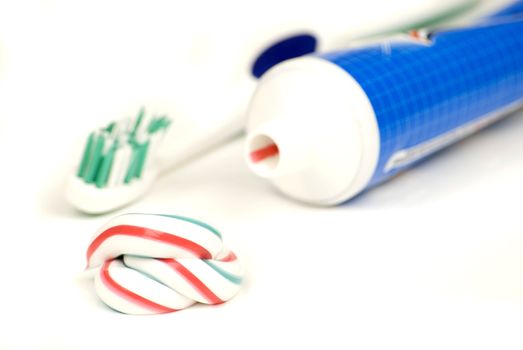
[
  {"xmin": 246, "ymin": 120, "xmax": 313, "ymax": 178},
  {"xmin": 244, "ymin": 57, "xmax": 380, "ymax": 205}
]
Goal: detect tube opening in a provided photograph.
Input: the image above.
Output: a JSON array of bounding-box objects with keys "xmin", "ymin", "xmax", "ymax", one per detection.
[{"xmin": 248, "ymin": 134, "xmax": 280, "ymax": 175}]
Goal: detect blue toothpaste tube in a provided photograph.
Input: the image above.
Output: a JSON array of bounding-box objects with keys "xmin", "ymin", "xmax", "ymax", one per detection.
[
  {"xmin": 487, "ymin": 0, "xmax": 523, "ymax": 18},
  {"xmin": 244, "ymin": 17, "xmax": 523, "ymax": 205}
]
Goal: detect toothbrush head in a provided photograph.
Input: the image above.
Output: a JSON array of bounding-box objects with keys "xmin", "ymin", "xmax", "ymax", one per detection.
[{"xmin": 66, "ymin": 108, "xmax": 171, "ymax": 214}]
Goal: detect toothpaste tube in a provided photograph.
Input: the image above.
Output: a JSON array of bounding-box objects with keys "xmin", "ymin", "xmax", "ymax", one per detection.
[
  {"xmin": 112, "ymin": 0, "xmax": 479, "ymax": 171},
  {"xmin": 487, "ymin": 0, "xmax": 523, "ymax": 18},
  {"xmin": 244, "ymin": 18, "xmax": 523, "ymax": 205}
]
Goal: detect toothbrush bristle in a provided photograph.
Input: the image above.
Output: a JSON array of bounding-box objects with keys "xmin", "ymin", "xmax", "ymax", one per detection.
[
  {"xmin": 77, "ymin": 108, "xmax": 171, "ymax": 188},
  {"xmin": 78, "ymin": 132, "xmax": 95, "ymax": 178}
]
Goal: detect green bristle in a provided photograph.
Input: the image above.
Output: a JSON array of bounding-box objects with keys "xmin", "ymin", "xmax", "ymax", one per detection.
[
  {"xmin": 104, "ymin": 121, "xmax": 116, "ymax": 134},
  {"xmin": 95, "ymin": 139, "xmax": 118, "ymax": 188},
  {"xmin": 123, "ymin": 160, "xmax": 136, "ymax": 184},
  {"xmin": 84, "ymin": 133, "xmax": 106, "ymax": 184},
  {"xmin": 147, "ymin": 115, "xmax": 171, "ymax": 134},
  {"xmin": 133, "ymin": 141, "xmax": 150, "ymax": 179},
  {"xmin": 147, "ymin": 118, "xmax": 157, "ymax": 134},
  {"xmin": 124, "ymin": 142, "xmax": 140, "ymax": 184},
  {"xmin": 77, "ymin": 132, "xmax": 96, "ymax": 178},
  {"xmin": 130, "ymin": 107, "xmax": 145, "ymax": 138},
  {"xmin": 80, "ymin": 108, "xmax": 171, "ymax": 187}
]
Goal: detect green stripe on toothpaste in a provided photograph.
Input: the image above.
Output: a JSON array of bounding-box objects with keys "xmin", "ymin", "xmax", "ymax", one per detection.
[{"xmin": 203, "ymin": 260, "xmax": 242, "ymax": 285}]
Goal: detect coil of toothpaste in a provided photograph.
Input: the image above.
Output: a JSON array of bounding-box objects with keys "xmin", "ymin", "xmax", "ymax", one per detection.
[{"xmin": 244, "ymin": 17, "xmax": 523, "ymax": 205}]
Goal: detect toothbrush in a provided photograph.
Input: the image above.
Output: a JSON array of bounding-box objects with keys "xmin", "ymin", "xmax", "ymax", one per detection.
[
  {"xmin": 65, "ymin": 0, "xmax": 480, "ymax": 214},
  {"xmin": 67, "ymin": 108, "xmax": 170, "ymax": 213}
]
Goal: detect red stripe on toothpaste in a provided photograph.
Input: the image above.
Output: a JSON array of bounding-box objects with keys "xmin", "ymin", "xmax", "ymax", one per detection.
[
  {"xmin": 87, "ymin": 224, "xmax": 212, "ymax": 267},
  {"xmin": 160, "ymin": 258, "xmax": 223, "ymax": 305},
  {"xmin": 218, "ymin": 251, "xmax": 238, "ymax": 262},
  {"xmin": 100, "ymin": 260, "xmax": 178, "ymax": 314}
]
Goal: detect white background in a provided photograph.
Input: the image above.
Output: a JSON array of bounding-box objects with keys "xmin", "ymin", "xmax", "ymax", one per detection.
[{"xmin": 0, "ymin": 0, "xmax": 522, "ymax": 349}]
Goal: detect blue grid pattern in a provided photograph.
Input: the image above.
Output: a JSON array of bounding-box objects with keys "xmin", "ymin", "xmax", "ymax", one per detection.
[{"xmin": 321, "ymin": 19, "xmax": 523, "ymax": 187}]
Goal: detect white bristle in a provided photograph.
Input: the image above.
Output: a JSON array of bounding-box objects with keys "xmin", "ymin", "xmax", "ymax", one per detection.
[{"xmin": 108, "ymin": 144, "xmax": 132, "ymax": 187}]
